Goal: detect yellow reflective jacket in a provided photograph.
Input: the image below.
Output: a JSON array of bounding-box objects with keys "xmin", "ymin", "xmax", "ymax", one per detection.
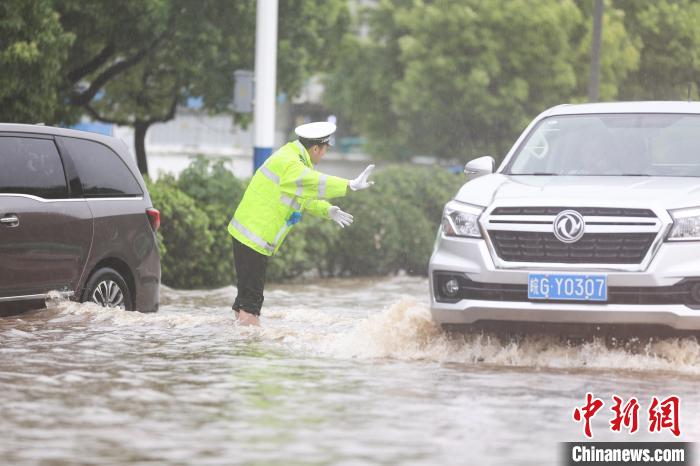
[{"xmin": 228, "ymin": 140, "xmax": 349, "ymax": 256}]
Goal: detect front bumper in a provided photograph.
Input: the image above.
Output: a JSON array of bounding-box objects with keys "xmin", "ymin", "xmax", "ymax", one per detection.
[
  {"xmin": 429, "ymin": 231, "xmax": 700, "ymax": 330},
  {"xmin": 431, "ymin": 300, "xmax": 700, "ymax": 330}
]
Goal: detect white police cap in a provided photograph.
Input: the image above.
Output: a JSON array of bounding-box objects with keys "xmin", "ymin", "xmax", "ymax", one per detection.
[{"xmin": 295, "ymin": 121, "xmax": 336, "ymax": 146}]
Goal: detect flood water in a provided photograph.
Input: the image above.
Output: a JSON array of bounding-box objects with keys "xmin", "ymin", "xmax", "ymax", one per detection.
[{"xmin": 1, "ymin": 276, "xmax": 698, "ymax": 465}]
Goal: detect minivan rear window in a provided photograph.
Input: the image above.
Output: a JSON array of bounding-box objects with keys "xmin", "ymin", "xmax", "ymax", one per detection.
[
  {"xmin": 62, "ymin": 137, "xmax": 143, "ymax": 197},
  {"xmin": 0, "ymin": 136, "xmax": 68, "ymax": 199}
]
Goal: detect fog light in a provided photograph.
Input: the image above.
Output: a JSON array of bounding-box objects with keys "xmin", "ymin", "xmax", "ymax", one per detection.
[{"xmin": 443, "ymin": 278, "xmax": 460, "ymax": 297}]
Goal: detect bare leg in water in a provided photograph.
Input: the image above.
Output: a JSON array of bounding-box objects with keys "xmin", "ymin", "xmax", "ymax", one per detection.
[{"xmin": 235, "ymin": 309, "xmax": 260, "ymax": 327}]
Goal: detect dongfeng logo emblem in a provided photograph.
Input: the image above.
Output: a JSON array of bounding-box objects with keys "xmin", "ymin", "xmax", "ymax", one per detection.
[{"xmin": 553, "ymin": 210, "xmax": 585, "ymax": 243}]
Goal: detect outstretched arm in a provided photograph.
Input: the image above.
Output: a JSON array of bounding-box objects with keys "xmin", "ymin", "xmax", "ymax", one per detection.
[
  {"xmin": 301, "ymin": 198, "xmax": 333, "ymax": 218},
  {"xmin": 279, "ymin": 161, "xmax": 348, "ymax": 200}
]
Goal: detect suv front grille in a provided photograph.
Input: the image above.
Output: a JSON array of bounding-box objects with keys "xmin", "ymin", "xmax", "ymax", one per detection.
[
  {"xmin": 490, "ymin": 231, "xmax": 656, "ymax": 264},
  {"xmin": 484, "ymin": 206, "xmax": 663, "ymax": 266}
]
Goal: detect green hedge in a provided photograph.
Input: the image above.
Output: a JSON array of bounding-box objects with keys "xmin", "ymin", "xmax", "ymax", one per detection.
[{"xmin": 147, "ymin": 156, "xmax": 464, "ymax": 288}]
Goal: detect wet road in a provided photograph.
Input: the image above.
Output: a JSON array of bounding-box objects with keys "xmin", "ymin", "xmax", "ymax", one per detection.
[{"xmin": 0, "ymin": 276, "xmax": 698, "ymax": 465}]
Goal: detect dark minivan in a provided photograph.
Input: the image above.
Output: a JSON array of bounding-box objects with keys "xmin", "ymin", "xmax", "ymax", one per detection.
[{"xmin": 0, "ymin": 124, "xmax": 160, "ymax": 313}]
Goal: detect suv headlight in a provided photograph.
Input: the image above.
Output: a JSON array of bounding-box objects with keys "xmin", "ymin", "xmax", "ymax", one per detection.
[
  {"xmin": 442, "ymin": 200, "xmax": 483, "ymax": 238},
  {"xmin": 668, "ymin": 207, "xmax": 700, "ymax": 241}
]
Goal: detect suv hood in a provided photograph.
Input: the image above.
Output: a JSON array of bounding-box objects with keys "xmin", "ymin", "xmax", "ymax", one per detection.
[{"xmin": 455, "ymin": 174, "xmax": 700, "ymax": 210}]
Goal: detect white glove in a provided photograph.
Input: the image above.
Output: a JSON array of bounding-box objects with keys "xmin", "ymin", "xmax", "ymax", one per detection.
[
  {"xmin": 349, "ymin": 164, "xmax": 375, "ymax": 191},
  {"xmin": 328, "ymin": 206, "xmax": 354, "ymax": 228}
]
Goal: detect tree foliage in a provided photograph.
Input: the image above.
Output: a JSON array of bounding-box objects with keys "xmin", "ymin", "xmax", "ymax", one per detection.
[
  {"xmin": 326, "ymin": 0, "xmax": 642, "ymax": 162},
  {"xmin": 4, "ymin": 0, "xmax": 700, "ymax": 169},
  {"xmin": 0, "ymin": 0, "xmax": 74, "ymax": 122},
  {"xmin": 60, "ymin": 1, "xmax": 255, "ymax": 173},
  {"xmin": 0, "ymin": 0, "xmax": 349, "ymax": 174},
  {"xmin": 146, "ymin": 177, "xmax": 215, "ymax": 289},
  {"xmin": 616, "ymin": 0, "xmax": 700, "ymax": 100},
  {"xmin": 61, "ymin": 0, "xmax": 350, "ymax": 174},
  {"xmin": 175, "ymin": 157, "xmax": 247, "ymax": 286}
]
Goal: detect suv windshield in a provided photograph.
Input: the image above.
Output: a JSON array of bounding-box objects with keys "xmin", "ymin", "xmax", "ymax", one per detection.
[{"xmin": 506, "ymin": 113, "xmax": 700, "ymax": 176}]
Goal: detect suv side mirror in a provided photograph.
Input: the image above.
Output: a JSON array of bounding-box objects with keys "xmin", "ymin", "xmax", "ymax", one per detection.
[{"xmin": 464, "ymin": 156, "xmax": 495, "ymax": 179}]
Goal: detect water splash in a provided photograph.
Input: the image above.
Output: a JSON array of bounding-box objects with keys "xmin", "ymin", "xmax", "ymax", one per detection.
[
  {"xmin": 34, "ymin": 289, "xmax": 700, "ymax": 376},
  {"xmin": 273, "ymin": 298, "xmax": 700, "ymax": 375},
  {"xmin": 45, "ymin": 298, "xmax": 234, "ymax": 331}
]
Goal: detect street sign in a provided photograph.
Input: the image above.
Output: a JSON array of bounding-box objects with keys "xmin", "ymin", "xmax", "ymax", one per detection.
[{"xmin": 233, "ymin": 70, "xmax": 254, "ymax": 113}]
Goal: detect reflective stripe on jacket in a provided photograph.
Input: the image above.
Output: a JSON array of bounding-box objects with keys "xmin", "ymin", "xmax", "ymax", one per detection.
[{"xmin": 227, "ymin": 141, "xmax": 349, "ymax": 256}]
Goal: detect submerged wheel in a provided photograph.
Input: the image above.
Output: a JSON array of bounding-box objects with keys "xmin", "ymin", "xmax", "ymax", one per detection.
[{"xmin": 81, "ymin": 267, "xmax": 133, "ymax": 311}]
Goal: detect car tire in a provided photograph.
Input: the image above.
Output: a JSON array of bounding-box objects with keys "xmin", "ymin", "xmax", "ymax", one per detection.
[{"xmin": 81, "ymin": 267, "xmax": 133, "ymax": 311}]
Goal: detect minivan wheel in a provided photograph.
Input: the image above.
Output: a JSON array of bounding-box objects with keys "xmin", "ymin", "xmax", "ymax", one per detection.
[{"xmin": 82, "ymin": 267, "xmax": 133, "ymax": 311}]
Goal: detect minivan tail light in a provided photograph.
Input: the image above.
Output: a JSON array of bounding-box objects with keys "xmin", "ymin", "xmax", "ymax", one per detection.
[{"xmin": 146, "ymin": 208, "xmax": 160, "ymax": 232}]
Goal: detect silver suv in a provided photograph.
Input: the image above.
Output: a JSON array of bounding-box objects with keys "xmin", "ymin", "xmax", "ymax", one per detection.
[{"xmin": 429, "ymin": 102, "xmax": 700, "ymax": 332}]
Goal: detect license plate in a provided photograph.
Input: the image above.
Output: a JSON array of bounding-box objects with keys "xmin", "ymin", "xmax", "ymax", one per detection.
[{"xmin": 528, "ymin": 273, "xmax": 607, "ymax": 301}]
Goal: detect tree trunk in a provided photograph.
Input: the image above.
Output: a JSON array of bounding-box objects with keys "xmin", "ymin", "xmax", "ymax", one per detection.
[{"xmin": 134, "ymin": 121, "xmax": 150, "ymax": 176}]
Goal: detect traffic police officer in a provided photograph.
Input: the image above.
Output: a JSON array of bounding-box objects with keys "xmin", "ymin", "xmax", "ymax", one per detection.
[{"xmin": 228, "ymin": 121, "xmax": 375, "ymax": 326}]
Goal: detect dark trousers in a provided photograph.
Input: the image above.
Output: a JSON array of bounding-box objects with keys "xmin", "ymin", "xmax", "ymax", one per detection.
[{"xmin": 232, "ymin": 237, "xmax": 268, "ymax": 316}]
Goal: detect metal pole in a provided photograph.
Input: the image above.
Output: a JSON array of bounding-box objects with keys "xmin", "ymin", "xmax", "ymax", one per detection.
[
  {"xmin": 588, "ymin": 0, "xmax": 603, "ymax": 102},
  {"xmin": 253, "ymin": 0, "xmax": 278, "ymax": 171}
]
